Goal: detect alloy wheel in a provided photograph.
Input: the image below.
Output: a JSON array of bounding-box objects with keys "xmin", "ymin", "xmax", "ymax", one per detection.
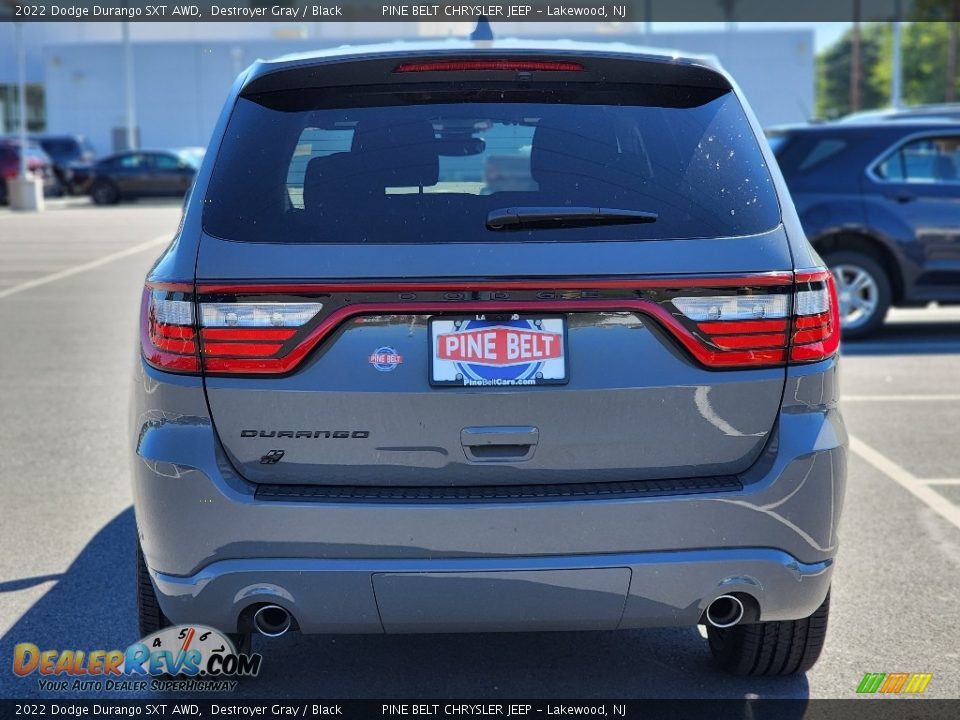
[{"xmin": 831, "ymin": 263, "xmax": 879, "ymax": 330}]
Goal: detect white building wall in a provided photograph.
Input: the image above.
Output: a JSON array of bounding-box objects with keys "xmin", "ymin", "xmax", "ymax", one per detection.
[
  {"xmin": 647, "ymin": 31, "xmax": 816, "ymax": 124},
  {"xmin": 35, "ymin": 27, "xmax": 812, "ymax": 154},
  {"xmin": 44, "ymin": 40, "xmax": 300, "ymax": 153},
  {"xmin": 1, "ymin": 21, "xmax": 425, "ymax": 84}
]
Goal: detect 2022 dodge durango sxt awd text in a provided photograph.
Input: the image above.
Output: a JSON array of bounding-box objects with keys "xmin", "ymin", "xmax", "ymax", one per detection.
[{"xmin": 132, "ymin": 40, "xmax": 847, "ymax": 676}]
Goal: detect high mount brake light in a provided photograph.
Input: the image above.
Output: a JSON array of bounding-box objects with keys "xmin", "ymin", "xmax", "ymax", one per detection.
[
  {"xmin": 140, "ymin": 273, "xmax": 839, "ymax": 376},
  {"xmin": 394, "ymin": 60, "xmax": 585, "ymax": 73}
]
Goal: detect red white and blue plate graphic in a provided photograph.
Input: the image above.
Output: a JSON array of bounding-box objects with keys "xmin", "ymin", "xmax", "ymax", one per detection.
[{"xmin": 429, "ymin": 315, "xmax": 567, "ymax": 387}]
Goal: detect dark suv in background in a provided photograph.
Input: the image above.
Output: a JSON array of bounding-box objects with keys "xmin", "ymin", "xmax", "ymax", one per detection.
[
  {"xmin": 31, "ymin": 134, "xmax": 97, "ymax": 195},
  {"xmin": 768, "ymin": 120, "xmax": 960, "ymax": 337}
]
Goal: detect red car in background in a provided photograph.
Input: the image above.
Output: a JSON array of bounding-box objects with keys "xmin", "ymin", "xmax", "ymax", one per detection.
[{"xmin": 0, "ymin": 139, "xmax": 57, "ymax": 205}]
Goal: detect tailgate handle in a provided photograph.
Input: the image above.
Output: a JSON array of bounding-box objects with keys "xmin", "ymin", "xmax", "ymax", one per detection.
[{"xmin": 461, "ymin": 426, "xmax": 539, "ymax": 463}]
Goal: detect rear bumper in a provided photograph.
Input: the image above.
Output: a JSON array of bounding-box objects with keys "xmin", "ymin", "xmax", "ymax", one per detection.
[
  {"xmin": 132, "ymin": 358, "xmax": 846, "ymax": 634},
  {"xmin": 151, "ymin": 549, "xmax": 832, "ymax": 634}
]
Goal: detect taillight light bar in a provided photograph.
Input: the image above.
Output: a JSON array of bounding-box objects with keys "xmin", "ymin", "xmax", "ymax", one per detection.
[
  {"xmin": 140, "ymin": 272, "xmax": 840, "ymax": 376},
  {"xmin": 669, "ymin": 268, "xmax": 840, "ymax": 367}
]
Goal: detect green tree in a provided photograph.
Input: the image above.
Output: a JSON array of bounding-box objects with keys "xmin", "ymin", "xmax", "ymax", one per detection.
[
  {"xmin": 912, "ymin": 0, "xmax": 960, "ymax": 102},
  {"xmin": 816, "ymin": 20, "xmax": 960, "ymax": 119},
  {"xmin": 901, "ymin": 22, "xmax": 955, "ymax": 104},
  {"xmin": 816, "ymin": 24, "xmax": 889, "ymax": 119}
]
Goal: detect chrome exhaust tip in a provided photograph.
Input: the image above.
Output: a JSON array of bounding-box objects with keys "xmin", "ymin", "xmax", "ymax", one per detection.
[
  {"xmin": 252, "ymin": 604, "xmax": 291, "ymax": 637},
  {"xmin": 705, "ymin": 594, "xmax": 745, "ymax": 629}
]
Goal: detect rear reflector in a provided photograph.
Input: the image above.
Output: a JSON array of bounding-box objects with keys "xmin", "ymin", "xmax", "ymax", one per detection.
[{"xmin": 394, "ymin": 60, "xmax": 584, "ymax": 73}]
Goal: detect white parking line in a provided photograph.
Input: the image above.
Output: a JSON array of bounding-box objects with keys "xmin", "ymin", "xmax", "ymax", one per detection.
[
  {"xmin": 0, "ymin": 234, "xmax": 171, "ymax": 300},
  {"xmin": 848, "ymin": 435, "xmax": 960, "ymax": 531},
  {"xmin": 843, "ymin": 395, "xmax": 960, "ymax": 402},
  {"xmin": 919, "ymin": 479, "xmax": 960, "ymax": 486}
]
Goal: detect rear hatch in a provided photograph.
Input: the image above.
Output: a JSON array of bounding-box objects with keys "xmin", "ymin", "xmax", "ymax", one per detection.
[{"xmin": 193, "ymin": 52, "xmax": 792, "ymax": 487}]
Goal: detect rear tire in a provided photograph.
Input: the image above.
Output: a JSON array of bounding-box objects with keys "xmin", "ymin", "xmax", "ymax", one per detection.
[
  {"xmin": 707, "ymin": 591, "xmax": 830, "ymax": 676},
  {"xmin": 136, "ymin": 540, "xmax": 170, "ymax": 638},
  {"xmin": 91, "ymin": 180, "xmax": 119, "ymax": 206},
  {"xmin": 137, "ymin": 539, "xmax": 251, "ymax": 653},
  {"xmin": 822, "ymin": 251, "xmax": 891, "ymax": 339}
]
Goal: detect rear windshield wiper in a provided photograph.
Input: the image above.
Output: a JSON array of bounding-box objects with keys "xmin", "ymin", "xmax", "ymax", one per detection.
[{"xmin": 486, "ymin": 207, "xmax": 658, "ymax": 231}]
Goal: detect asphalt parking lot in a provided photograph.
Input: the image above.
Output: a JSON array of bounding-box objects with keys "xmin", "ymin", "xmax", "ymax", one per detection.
[{"xmin": 1, "ymin": 199, "xmax": 958, "ymax": 700}]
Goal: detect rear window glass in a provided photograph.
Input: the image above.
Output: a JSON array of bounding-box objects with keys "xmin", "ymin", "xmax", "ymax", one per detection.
[
  {"xmin": 797, "ymin": 139, "xmax": 847, "ymax": 172},
  {"xmin": 203, "ymin": 86, "xmax": 780, "ymax": 243}
]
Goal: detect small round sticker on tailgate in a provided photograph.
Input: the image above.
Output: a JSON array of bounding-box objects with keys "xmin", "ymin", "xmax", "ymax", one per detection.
[{"xmin": 369, "ymin": 346, "xmax": 404, "ymax": 372}]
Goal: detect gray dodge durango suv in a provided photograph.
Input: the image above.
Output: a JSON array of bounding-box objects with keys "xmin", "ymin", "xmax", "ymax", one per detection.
[{"xmin": 132, "ymin": 40, "xmax": 847, "ymax": 676}]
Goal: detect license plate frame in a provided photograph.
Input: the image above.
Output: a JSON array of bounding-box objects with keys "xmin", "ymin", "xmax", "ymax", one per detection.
[{"xmin": 429, "ymin": 314, "xmax": 569, "ymax": 388}]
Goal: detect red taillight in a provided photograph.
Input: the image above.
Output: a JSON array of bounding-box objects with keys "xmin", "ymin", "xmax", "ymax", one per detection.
[
  {"xmin": 790, "ymin": 270, "xmax": 841, "ymax": 363},
  {"xmin": 176, "ymin": 272, "xmax": 839, "ymax": 376},
  {"xmin": 140, "ymin": 283, "xmax": 199, "ymax": 373},
  {"xmin": 394, "ymin": 60, "xmax": 584, "ymax": 73},
  {"xmin": 200, "ymin": 328, "xmax": 296, "ymax": 342},
  {"xmin": 668, "ymin": 268, "xmax": 840, "ymax": 368},
  {"xmin": 197, "ymin": 301, "xmax": 324, "ymax": 373},
  {"xmin": 670, "ymin": 292, "xmax": 791, "ymax": 367}
]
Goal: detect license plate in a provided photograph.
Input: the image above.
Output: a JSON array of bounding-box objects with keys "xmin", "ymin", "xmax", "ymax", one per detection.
[{"xmin": 429, "ymin": 314, "xmax": 568, "ymax": 387}]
